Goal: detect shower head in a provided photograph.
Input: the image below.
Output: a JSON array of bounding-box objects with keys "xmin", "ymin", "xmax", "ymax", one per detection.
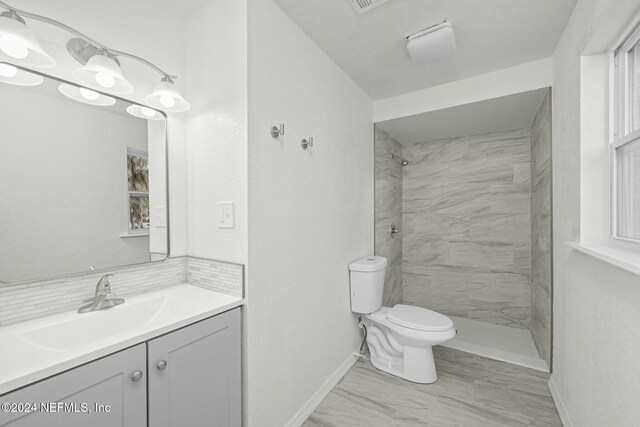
[{"xmin": 392, "ymin": 153, "xmax": 409, "ymax": 166}]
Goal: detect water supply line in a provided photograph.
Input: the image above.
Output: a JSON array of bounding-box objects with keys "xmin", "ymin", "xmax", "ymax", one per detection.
[{"xmin": 354, "ymin": 316, "xmax": 368, "ymax": 359}]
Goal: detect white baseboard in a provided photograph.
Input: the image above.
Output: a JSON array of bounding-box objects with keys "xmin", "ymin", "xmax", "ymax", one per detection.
[
  {"xmin": 548, "ymin": 374, "xmax": 574, "ymax": 427},
  {"xmin": 284, "ymin": 352, "xmax": 359, "ymax": 427}
]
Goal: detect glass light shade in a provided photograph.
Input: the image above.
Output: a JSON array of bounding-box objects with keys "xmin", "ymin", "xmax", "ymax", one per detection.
[
  {"xmin": 126, "ymin": 104, "xmax": 164, "ymax": 120},
  {"xmin": 0, "ymin": 62, "xmax": 17, "ymax": 77},
  {"xmin": 58, "ymin": 83, "xmax": 116, "ymax": 106},
  {"xmin": 0, "ymin": 13, "xmax": 55, "ymax": 68},
  {"xmin": 0, "ymin": 63, "xmax": 43, "ymax": 86},
  {"xmin": 145, "ymin": 78, "xmax": 190, "ymax": 112},
  {"xmin": 72, "ymin": 54, "xmax": 133, "ymax": 94},
  {"xmin": 79, "ymin": 87, "xmax": 99, "ymax": 100}
]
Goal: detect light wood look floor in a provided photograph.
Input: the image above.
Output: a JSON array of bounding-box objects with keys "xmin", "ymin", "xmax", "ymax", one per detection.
[{"xmin": 303, "ymin": 347, "xmax": 561, "ymax": 426}]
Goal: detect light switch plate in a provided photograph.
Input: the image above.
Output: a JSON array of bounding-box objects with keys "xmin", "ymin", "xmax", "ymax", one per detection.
[{"xmin": 217, "ymin": 201, "xmax": 234, "ymax": 229}]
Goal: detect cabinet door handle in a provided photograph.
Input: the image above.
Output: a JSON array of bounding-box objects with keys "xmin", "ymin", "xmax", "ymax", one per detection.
[
  {"xmin": 131, "ymin": 371, "xmax": 143, "ymax": 382},
  {"xmin": 156, "ymin": 360, "xmax": 167, "ymax": 371}
]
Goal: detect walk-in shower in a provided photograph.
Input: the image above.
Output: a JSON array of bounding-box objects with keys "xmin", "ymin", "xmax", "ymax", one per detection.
[{"xmin": 374, "ymin": 88, "xmax": 553, "ymax": 372}]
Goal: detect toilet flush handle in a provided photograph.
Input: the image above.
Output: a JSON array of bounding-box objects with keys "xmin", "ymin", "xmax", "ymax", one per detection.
[{"xmin": 390, "ymin": 224, "xmax": 400, "ymax": 237}]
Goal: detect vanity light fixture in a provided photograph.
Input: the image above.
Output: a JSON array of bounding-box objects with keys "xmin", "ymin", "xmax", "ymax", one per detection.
[
  {"xmin": 0, "ymin": 10, "xmax": 55, "ymax": 67},
  {"xmin": 145, "ymin": 76, "xmax": 190, "ymax": 112},
  {"xmin": 0, "ymin": 62, "xmax": 43, "ymax": 86},
  {"xmin": 58, "ymin": 83, "xmax": 116, "ymax": 107},
  {"xmin": 126, "ymin": 104, "xmax": 164, "ymax": 121},
  {"xmin": 72, "ymin": 53, "xmax": 133, "ymax": 94},
  {"xmin": 0, "ymin": 1, "xmax": 190, "ymax": 112}
]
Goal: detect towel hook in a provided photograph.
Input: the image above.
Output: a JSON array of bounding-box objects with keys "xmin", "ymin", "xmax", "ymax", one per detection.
[
  {"xmin": 270, "ymin": 124, "xmax": 285, "ymax": 138},
  {"xmin": 301, "ymin": 137, "xmax": 314, "ymax": 150}
]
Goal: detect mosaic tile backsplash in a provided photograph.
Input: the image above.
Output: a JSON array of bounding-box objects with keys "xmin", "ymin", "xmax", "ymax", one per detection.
[{"xmin": 0, "ymin": 256, "xmax": 243, "ymax": 326}]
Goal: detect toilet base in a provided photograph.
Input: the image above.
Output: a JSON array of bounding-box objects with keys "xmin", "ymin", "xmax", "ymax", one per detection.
[{"xmin": 369, "ymin": 345, "xmax": 438, "ymax": 384}]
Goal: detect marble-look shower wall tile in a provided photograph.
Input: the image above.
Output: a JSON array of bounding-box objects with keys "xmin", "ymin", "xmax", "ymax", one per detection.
[
  {"xmin": 375, "ymin": 128, "xmax": 402, "ymax": 306},
  {"xmin": 530, "ymin": 90, "xmax": 553, "ymax": 366},
  {"xmin": 402, "ymin": 128, "xmax": 532, "ymax": 329}
]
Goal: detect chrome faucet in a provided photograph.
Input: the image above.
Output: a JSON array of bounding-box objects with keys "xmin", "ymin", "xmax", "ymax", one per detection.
[{"xmin": 78, "ymin": 273, "xmax": 125, "ymax": 313}]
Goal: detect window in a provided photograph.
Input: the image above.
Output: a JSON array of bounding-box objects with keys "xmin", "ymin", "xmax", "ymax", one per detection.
[
  {"xmin": 127, "ymin": 149, "xmax": 149, "ymax": 233},
  {"xmin": 612, "ymin": 23, "xmax": 640, "ymax": 241}
]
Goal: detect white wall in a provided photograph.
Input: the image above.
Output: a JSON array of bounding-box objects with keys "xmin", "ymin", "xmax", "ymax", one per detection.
[
  {"xmin": 373, "ymin": 58, "xmax": 552, "ymax": 123},
  {"xmin": 148, "ymin": 120, "xmax": 169, "ymax": 257},
  {"xmin": 16, "ymin": 0, "xmax": 189, "ymax": 257},
  {"xmin": 0, "ymin": 85, "xmax": 150, "ymax": 282},
  {"xmin": 185, "ymin": 0, "xmax": 248, "ymax": 265},
  {"xmin": 551, "ymin": 0, "xmax": 640, "ymax": 425},
  {"xmin": 246, "ymin": 1, "xmax": 374, "ymax": 425}
]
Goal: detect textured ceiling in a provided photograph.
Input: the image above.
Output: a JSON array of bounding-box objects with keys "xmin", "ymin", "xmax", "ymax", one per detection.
[
  {"xmin": 376, "ymin": 88, "xmax": 549, "ymax": 144},
  {"xmin": 273, "ymin": 0, "xmax": 576, "ymax": 100}
]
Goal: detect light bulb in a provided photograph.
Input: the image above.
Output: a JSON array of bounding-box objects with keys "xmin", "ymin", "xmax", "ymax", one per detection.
[
  {"xmin": 0, "ymin": 36, "xmax": 28, "ymax": 59},
  {"xmin": 160, "ymin": 94, "xmax": 176, "ymax": 108},
  {"xmin": 95, "ymin": 72, "xmax": 115, "ymax": 88},
  {"xmin": 140, "ymin": 107, "xmax": 155, "ymax": 117},
  {"xmin": 79, "ymin": 87, "xmax": 99, "ymax": 100},
  {"xmin": 0, "ymin": 63, "xmax": 18, "ymax": 77}
]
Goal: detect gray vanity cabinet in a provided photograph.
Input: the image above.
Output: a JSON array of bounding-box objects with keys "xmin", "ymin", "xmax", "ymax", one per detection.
[
  {"xmin": 0, "ymin": 344, "xmax": 147, "ymax": 427},
  {"xmin": 148, "ymin": 308, "xmax": 241, "ymax": 427},
  {"xmin": 0, "ymin": 307, "xmax": 241, "ymax": 427}
]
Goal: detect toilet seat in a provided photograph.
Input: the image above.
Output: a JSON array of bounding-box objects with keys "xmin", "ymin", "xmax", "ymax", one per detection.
[{"xmin": 387, "ymin": 304, "xmax": 453, "ymax": 332}]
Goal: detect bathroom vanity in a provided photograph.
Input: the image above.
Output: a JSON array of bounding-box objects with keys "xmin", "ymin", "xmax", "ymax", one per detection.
[{"xmin": 0, "ymin": 285, "xmax": 242, "ymax": 426}]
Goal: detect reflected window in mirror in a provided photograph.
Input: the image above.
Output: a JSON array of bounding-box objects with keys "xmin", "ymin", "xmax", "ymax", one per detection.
[{"xmin": 127, "ymin": 148, "xmax": 150, "ymax": 233}]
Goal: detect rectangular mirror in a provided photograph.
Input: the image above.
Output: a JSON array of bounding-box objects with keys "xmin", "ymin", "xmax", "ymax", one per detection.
[{"xmin": 0, "ymin": 63, "xmax": 169, "ymax": 284}]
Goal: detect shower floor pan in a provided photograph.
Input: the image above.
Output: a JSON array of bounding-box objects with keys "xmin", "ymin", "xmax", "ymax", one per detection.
[{"xmin": 441, "ymin": 315, "xmax": 549, "ymax": 372}]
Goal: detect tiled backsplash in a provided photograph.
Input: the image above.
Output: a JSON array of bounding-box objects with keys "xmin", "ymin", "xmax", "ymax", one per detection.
[
  {"xmin": 0, "ymin": 256, "xmax": 243, "ymax": 326},
  {"xmin": 187, "ymin": 257, "xmax": 243, "ymax": 298}
]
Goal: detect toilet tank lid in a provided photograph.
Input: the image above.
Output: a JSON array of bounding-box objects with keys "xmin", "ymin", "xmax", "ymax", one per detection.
[
  {"xmin": 387, "ymin": 304, "xmax": 453, "ymax": 332},
  {"xmin": 349, "ymin": 256, "xmax": 387, "ymax": 272}
]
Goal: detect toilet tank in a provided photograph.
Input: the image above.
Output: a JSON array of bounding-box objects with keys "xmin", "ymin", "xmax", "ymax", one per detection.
[{"xmin": 349, "ymin": 256, "xmax": 387, "ymax": 314}]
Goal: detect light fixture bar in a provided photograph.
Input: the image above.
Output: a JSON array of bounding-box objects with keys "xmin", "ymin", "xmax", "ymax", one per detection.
[{"xmin": 0, "ymin": 0, "xmax": 177, "ymax": 80}]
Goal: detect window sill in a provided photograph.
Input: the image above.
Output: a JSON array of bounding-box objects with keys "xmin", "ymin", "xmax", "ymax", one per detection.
[
  {"xmin": 566, "ymin": 241, "xmax": 640, "ymax": 275},
  {"xmin": 119, "ymin": 233, "xmax": 149, "ymax": 238}
]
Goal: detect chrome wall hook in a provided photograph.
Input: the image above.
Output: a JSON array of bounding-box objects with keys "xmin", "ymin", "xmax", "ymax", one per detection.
[
  {"xmin": 301, "ymin": 137, "xmax": 314, "ymax": 150},
  {"xmin": 270, "ymin": 124, "xmax": 285, "ymax": 138}
]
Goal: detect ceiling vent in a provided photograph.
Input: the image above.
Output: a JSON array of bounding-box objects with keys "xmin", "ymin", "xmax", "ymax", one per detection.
[{"xmin": 347, "ymin": 0, "xmax": 390, "ymax": 15}]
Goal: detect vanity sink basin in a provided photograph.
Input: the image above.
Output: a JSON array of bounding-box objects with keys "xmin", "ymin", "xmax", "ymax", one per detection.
[
  {"xmin": 19, "ymin": 295, "xmax": 167, "ymax": 351},
  {"xmin": 0, "ymin": 284, "xmax": 243, "ymax": 395}
]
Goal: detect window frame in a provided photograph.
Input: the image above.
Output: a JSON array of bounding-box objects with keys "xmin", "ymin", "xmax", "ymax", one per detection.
[{"xmin": 610, "ymin": 21, "xmax": 640, "ymax": 243}]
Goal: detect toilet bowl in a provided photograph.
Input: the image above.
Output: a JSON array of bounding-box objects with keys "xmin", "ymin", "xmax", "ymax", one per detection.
[
  {"xmin": 349, "ymin": 256, "xmax": 455, "ymax": 383},
  {"xmin": 362, "ymin": 305, "xmax": 455, "ymax": 383}
]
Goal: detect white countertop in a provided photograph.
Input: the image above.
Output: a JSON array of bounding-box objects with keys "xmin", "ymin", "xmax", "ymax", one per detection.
[{"xmin": 0, "ymin": 284, "xmax": 243, "ymax": 395}]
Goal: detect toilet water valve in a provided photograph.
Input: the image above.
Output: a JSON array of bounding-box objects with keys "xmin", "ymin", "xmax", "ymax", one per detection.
[{"xmin": 354, "ymin": 317, "xmax": 368, "ymax": 360}]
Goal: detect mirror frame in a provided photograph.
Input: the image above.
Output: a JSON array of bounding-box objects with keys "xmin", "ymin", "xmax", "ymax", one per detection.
[{"xmin": 0, "ymin": 62, "xmax": 171, "ymax": 285}]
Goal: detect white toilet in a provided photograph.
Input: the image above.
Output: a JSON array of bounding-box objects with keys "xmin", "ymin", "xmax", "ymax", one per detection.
[{"xmin": 349, "ymin": 256, "xmax": 455, "ymax": 383}]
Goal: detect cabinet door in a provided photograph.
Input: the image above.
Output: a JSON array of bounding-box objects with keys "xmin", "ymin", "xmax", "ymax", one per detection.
[
  {"xmin": 0, "ymin": 344, "xmax": 146, "ymax": 427},
  {"xmin": 148, "ymin": 308, "xmax": 241, "ymax": 427}
]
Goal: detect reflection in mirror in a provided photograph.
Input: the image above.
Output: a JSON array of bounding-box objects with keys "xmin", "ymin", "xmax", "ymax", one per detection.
[{"xmin": 0, "ymin": 64, "xmax": 168, "ymax": 284}]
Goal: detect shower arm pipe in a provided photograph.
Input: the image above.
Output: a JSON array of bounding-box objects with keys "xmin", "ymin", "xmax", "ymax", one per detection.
[{"xmin": 0, "ymin": 0, "xmax": 178, "ymax": 80}]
